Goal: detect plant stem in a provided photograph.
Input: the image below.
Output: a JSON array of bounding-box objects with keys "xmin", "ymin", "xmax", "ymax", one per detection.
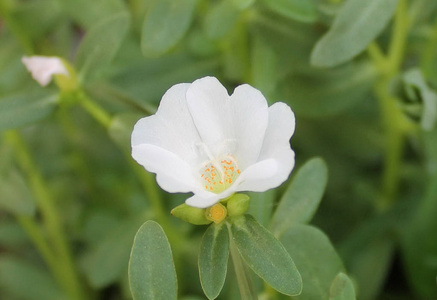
[
  {"xmin": 76, "ymin": 90, "xmax": 185, "ymax": 249},
  {"xmin": 16, "ymin": 216, "xmax": 61, "ymax": 277},
  {"xmin": 227, "ymin": 223, "xmax": 257, "ymax": 300},
  {"xmin": 4, "ymin": 131, "xmax": 87, "ymax": 300},
  {"xmin": 367, "ymin": 0, "xmax": 411, "ymax": 211}
]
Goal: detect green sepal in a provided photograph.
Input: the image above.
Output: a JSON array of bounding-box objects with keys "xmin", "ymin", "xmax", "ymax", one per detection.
[
  {"xmin": 54, "ymin": 59, "xmax": 79, "ymax": 92},
  {"xmin": 227, "ymin": 194, "xmax": 250, "ymax": 217},
  {"xmin": 171, "ymin": 203, "xmax": 212, "ymax": 225}
]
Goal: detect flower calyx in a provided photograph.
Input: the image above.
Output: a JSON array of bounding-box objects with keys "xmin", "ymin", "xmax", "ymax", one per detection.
[{"xmin": 171, "ymin": 193, "xmax": 250, "ymax": 225}]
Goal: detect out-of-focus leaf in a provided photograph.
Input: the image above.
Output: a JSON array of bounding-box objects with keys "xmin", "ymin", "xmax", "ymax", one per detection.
[
  {"xmin": 270, "ymin": 157, "xmax": 328, "ymax": 237},
  {"xmin": 250, "ymin": 13, "xmax": 318, "ymax": 74},
  {"xmin": 129, "ymin": 221, "xmax": 177, "ymax": 300},
  {"xmin": 223, "ymin": 23, "xmax": 249, "ymax": 81},
  {"xmin": 199, "ymin": 223, "xmax": 229, "ymax": 300},
  {"xmin": 141, "ymin": 0, "xmax": 197, "ymax": 57},
  {"xmin": 339, "ymin": 209, "xmax": 399, "ymax": 300},
  {"xmin": 0, "ymin": 220, "xmax": 28, "ymax": 247},
  {"xmin": 62, "ymin": 0, "xmax": 126, "ymax": 29},
  {"xmin": 75, "ymin": 12, "xmax": 130, "ymax": 80},
  {"xmin": 329, "ymin": 272, "xmax": 356, "ymax": 300},
  {"xmin": 403, "ymin": 129, "xmax": 437, "ymax": 299},
  {"xmin": 251, "ymin": 37, "xmax": 278, "ymax": 100},
  {"xmin": 231, "ymin": 215, "xmax": 302, "ymax": 296},
  {"xmin": 0, "ymin": 256, "xmax": 67, "ymax": 300},
  {"xmin": 204, "ymin": 0, "xmax": 240, "ymax": 40},
  {"xmin": 280, "ymin": 224, "xmax": 345, "ymax": 300},
  {"xmin": 0, "ymin": 91, "xmax": 57, "ymax": 132},
  {"xmin": 230, "ymin": 0, "xmax": 254, "ymax": 10},
  {"xmin": 12, "ymin": 0, "xmax": 61, "ymax": 40},
  {"xmin": 81, "ymin": 216, "xmax": 144, "ymax": 288},
  {"xmin": 311, "ymin": 0, "xmax": 398, "ymax": 67},
  {"xmin": 109, "ymin": 54, "xmax": 219, "ymax": 107},
  {"xmin": 401, "ymin": 69, "xmax": 437, "ymax": 131},
  {"xmin": 0, "ymin": 168, "xmax": 35, "ymax": 216},
  {"xmin": 278, "ymin": 61, "xmax": 376, "ymax": 117},
  {"xmin": 260, "ymin": 0, "xmax": 317, "ymax": 23},
  {"xmin": 108, "ymin": 113, "xmax": 144, "ymax": 153}
]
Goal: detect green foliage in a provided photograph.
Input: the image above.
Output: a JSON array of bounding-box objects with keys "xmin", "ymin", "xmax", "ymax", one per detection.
[
  {"xmin": 2, "ymin": 0, "xmax": 437, "ymax": 299},
  {"xmin": 199, "ymin": 223, "xmax": 229, "ymax": 300},
  {"xmin": 75, "ymin": 12, "xmax": 130, "ymax": 80},
  {"xmin": 230, "ymin": 215, "xmax": 302, "ymax": 296},
  {"xmin": 311, "ymin": 0, "xmax": 398, "ymax": 67},
  {"xmin": 0, "ymin": 168, "xmax": 35, "ymax": 216},
  {"xmin": 270, "ymin": 157, "xmax": 328, "ymax": 237},
  {"xmin": 129, "ymin": 221, "xmax": 177, "ymax": 300},
  {"xmin": 329, "ymin": 273, "xmax": 356, "ymax": 300},
  {"xmin": 141, "ymin": 0, "xmax": 197, "ymax": 57},
  {"xmin": 0, "ymin": 256, "xmax": 67, "ymax": 300},
  {"xmin": 0, "ymin": 91, "xmax": 57, "ymax": 132},
  {"xmin": 280, "ymin": 225, "xmax": 345, "ymax": 300},
  {"xmin": 260, "ymin": 0, "xmax": 317, "ymax": 23},
  {"xmin": 81, "ymin": 216, "xmax": 145, "ymax": 288}
]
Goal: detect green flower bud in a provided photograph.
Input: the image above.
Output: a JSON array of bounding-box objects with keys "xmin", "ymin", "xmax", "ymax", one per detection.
[
  {"xmin": 205, "ymin": 203, "xmax": 227, "ymax": 224},
  {"xmin": 171, "ymin": 203, "xmax": 212, "ymax": 225},
  {"xmin": 226, "ymin": 194, "xmax": 250, "ymax": 217}
]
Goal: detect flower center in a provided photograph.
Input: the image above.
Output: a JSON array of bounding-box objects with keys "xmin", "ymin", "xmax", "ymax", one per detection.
[{"xmin": 200, "ymin": 154, "xmax": 241, "ymax": 193}]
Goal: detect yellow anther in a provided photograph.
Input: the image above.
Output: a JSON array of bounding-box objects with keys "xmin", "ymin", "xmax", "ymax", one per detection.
[{"xmin": 200, "ymin": 154, "xmax": 240, "ymax": 193}]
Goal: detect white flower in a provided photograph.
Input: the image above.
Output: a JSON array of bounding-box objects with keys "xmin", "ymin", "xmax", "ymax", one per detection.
[
  {"xmin": 131, "ymin": 76, "xmax": 295, "ymax": 208},
  {"xmin": 22, "ymin": 56, "xmax": 69, "ymax": 87}
]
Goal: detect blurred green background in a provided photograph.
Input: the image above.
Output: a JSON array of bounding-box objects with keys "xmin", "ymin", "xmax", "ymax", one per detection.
[{"xmin": 1, "ymin": 0, "xmax": 437, "ymax": 299}]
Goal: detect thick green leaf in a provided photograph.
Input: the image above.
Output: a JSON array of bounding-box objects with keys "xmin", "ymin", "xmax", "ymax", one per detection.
[
  {"xmin": 247, "ymin": 190, "xmax": 275, "ymax": 227},
  {"xmin": 230, "ymin": 215, "xmax": 302, "ymax": 296},
  {"xmin": 129, "ymin": 221, "xmax": 177, "ymax": 300},
  {"xmin": 0, "ymin": 256, "xmax": 67, "ymax": 300},
  {"xmin": 141, "ymin": 0, "xmax": 197, "ymax": 57},
  {"xmin": 199, "ymin": 223, "xmax": 229, "ymax": 300},
  {"xmin": 270, "ymin": 157, "xmax": 328, "ymax": 237},
  {"xmin": 81, "ymin": 216, "xmax": 144, "ymax": 288},
  {"xmin": 277, "ymin": 61, "xmax": 376, "ymax": 117},
  {"xmin": 329, "ymin": 273, "xmax": 356, "ymax": 300},
  {"xmin": 0, "ymin": 168, "xmax": 35, "ymax": 216},
  {"xmin": 0, "ymin": 91, "xmax": 57, "ymax": 132},
  {"xmin": 75, "ymin": 12, "xmax": 130, "ymax": 80},
  {"xmin": 260, "ymin": 0, "xmax": 317, "ymax": 23},
  {"xmin": 204, "ymin": 0, "xmax": 240, "ymax": 40},
  {"xmin": 311, "ymin": 0, "xmax": 398, "ymax": 67},
  {"xmin": 280, "ymin": 225, "xmax": 345, "ymax": 300}
]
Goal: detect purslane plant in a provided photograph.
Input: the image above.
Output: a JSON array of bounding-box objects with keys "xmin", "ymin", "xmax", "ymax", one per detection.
[{"xmin": 130, "ymin": 76, "xmax": 302, "ymax": 299}]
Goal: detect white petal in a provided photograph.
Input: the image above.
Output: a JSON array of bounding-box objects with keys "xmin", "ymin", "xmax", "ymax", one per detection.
[
  {"xmin": 234, "ymin": 159, "xmax": 279, "ymax": 192},
  {"xmin": 259, "ymin": 102, "xmax": 295, "ymax": 160},
  {"xmin": 235, "ymin": 103, "xmax": 296, "ymax": 192},
  {"xmin": 185, "ymin": 186, "xmax": 236, "ymax": 208},
  {"xmin": 132, "ymin": 144, "xmax": 200, "ymax": 193},
  {"xmin": 186, "ymin": 76, "xmax": 233, "ymax": 156},
  {"xmin": 230, "ymin": 84, "xmax": 269, "ymax": 169},
  {"xmin": 22, "ymin": 56, "xmax": 68, "ymax": 87},
  {"xmin": 131, "ymin": 83, "xmax": 201, "ymax": 165}
]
